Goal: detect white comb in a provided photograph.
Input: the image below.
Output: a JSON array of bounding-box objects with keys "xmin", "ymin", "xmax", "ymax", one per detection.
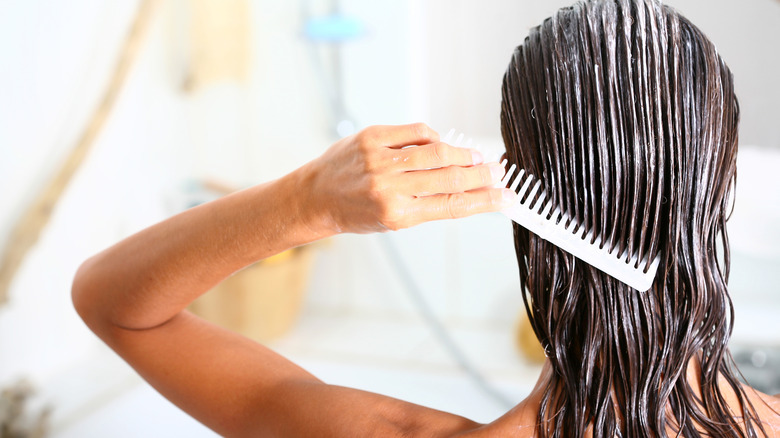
[{"xmin": 444, "ymin": 129, "xmax": 660, "ymax": 292}]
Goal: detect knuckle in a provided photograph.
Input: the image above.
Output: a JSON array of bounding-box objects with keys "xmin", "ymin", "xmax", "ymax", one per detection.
[
  {"xmin": 445, "ymin": 194, "xmax": 468, "ymax": 219},
  {"xmin": 353, "ymin": 128, "xmax": 367, "ymax": 144},
  {"xmin": 383, "ymin": 220, "xmax": 400, "ymax": 231},
  {"xmin": 356, "ymin": 126, "xmax": 379, "ymax": 148},
  {"xmin": 444, "ymin": 167, "xmax": 465, "ymax": 192},
  {"xmin": 431, "ymin": 143, "xmax": 449, "ymax": 163},
  {"xmin": 405, "ymin": 150, "xmax": 422, "ymax": 169},
  {"xmin": 486, "ymin": 189, "xmax": 502, "ymax": 208},
  {"xmin": 411, "ymin": 122, "xmax": 433, "ymax": 141},
  {"xmin": 376, "ymin": 199, "xmax": 391, "ymax": 222},
  {"xmin": 384, "ymin": 219, "xmax": 403, "ymax": 231},
  {"xmin": 361, "ymin": 148, "xmax": 381, "ymax": 172},
  {"xmin": 480, "ymin": 166, "xmax": 495, "ymax": 186},
  {"xmin": 378, "ymin": 198, "xmax": 405, "ymax": 231},
  {"xmin": 366, "ymin": 175, "xmax": 385, "ymax": 199}
]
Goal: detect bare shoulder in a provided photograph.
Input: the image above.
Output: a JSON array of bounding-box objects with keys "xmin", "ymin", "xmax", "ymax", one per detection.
[
  {"xmin": 759, "ymin": 396, "xmax": 780, "ymax": 438},
  {"xmin": 457, "ymin": 423, "xmax": 538, "ymax": 438},
  {"xmin": 764, "ymin": 391, "xmax": 780, "ymax": 414},
  {"xmin": 744, "ymin": 386, "xmax": 780, "ymax": 434},
  {"xmin": 454, "ymin": 398, "xmax": 539, "ymax": 438},
  {"xmin": 753, "ymin": 388, "xmax": 780, "ymax": 412}
]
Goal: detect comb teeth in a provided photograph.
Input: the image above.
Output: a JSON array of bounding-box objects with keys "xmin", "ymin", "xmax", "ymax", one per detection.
[
  {"xmin": 497, "ymin": 158, "xmax": 660, "ymax": 291},
  {"xmin": 444, "ymin": 129, "xmax": 660, "ymax": 292}
]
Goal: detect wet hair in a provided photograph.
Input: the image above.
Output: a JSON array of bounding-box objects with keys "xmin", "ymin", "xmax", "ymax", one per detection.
[{"xmin": 500, "ymin": 0, "xmax": 768, "ymax": 436}]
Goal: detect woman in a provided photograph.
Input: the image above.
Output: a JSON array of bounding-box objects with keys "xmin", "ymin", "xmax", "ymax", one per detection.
[
  {"xmin": 499, "ymin": 0, "xmax": 780, "ymax": 436},
  {"xmin": 73, "ymin": 0, "xmax": 780, "ymax": 436}
]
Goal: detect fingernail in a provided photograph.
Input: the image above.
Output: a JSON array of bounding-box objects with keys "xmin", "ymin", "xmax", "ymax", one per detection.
[
  {"xmin": 501, "ymin": 189, "xmax": 517, "ymax": 207},
  {"xmin": 490, "ymin": 163, "xmax": 505, "ymax": 182},
  {"xmin": 471, "ymin": 150, "xmax": 484, "ymax": 165}
]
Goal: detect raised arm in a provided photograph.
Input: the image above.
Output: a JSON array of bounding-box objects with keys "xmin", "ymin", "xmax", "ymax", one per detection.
[{"xmin": 72, "ymin": 124, "xmax": 514, "ymax": 437}]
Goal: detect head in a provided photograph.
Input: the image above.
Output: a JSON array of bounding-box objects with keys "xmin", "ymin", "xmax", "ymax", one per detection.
[{"xmin": 500, "ymin": 0, "xmax": 759, "ymax": 436}]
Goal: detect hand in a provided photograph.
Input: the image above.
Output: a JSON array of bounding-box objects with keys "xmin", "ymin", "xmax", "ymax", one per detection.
[{"xmin": 303, "ymin": 123, "xmax": 516, "ymax": 234}]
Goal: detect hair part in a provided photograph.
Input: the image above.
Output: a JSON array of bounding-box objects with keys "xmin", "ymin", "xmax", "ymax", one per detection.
[{"xmin": 500, "ymin": 0, "xmax": 765, "ymax": 436}]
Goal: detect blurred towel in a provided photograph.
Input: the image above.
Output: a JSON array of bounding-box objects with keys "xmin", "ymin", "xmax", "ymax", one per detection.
[{"xmin": 184, "ymin": 0, "xmax": 251, "ymax": 91}]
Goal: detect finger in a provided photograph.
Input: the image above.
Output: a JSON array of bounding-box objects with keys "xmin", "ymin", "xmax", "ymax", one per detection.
[
  {"xmin": 394, "ymin": 142, "xmax": 484, "ymax": 171},
  {"xmin": 359, "ymin": 123, "xmax": 439, "ymax": 149},
  {"xmin": 405, "ymin": 162, "xmax": 506, "ymax": 196},
  {"xmin": 415, "ymin": 188, "xmax": 517, "ymax": 222}
]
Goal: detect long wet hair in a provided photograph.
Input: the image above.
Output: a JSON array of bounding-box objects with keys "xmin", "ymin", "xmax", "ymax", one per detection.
[{"xmin": 501, "ymin": 0, "xmax": 767, "ymax": 436}]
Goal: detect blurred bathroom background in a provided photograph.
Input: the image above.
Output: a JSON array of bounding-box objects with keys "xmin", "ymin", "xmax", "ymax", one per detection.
[{"xmin": 0, "ymin": 0, "xmax": 778, "ymax": 436}]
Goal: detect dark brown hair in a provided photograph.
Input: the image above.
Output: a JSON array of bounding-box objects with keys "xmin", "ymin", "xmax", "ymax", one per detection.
[{"xmin": 501, "ymin": 0, "xmax": 767, "ymax": 436}]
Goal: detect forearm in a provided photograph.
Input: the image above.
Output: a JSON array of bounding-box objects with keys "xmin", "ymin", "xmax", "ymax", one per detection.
[
  {"xmin": 72, "ymin": 162, "xmax": 332, "ymax": 332},
  {"xmin": 73, "ymin": 124, "xmax": 512, "ymax": 337},
  {"xmin": 69, "ymin": 124, "xmax": 512, "ymax": 437}
]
